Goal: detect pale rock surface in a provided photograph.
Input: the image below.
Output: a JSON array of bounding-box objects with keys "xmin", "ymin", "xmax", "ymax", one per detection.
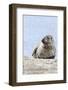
[{"xmin": 23, "ymin": 57, "xmax": 57, "ymax": 74}]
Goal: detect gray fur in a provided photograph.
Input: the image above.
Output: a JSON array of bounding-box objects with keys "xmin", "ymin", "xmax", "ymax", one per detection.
[{"xmin": 32, "ymin": 35, "xmax": 56, "ymax": 59}]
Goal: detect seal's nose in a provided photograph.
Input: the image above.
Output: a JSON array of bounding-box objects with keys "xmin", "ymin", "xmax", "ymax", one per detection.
[{"xmin": 42, "ymin": 38, "xmax": 46, "ymax": 44}]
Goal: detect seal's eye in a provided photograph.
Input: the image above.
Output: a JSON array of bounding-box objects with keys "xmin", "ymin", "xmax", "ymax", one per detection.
[
  {"xmin": 51, "ymin": 37, "xmax": 53, "ymax": 40},
  {"xmin": 47, "ymin": 36, "xmax": 49, "ymax": 40}
]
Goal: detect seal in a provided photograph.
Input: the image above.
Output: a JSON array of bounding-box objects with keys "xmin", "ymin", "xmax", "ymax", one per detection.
[{"xmin": 32, "ymin": 35, "xmax": 56, "ymax": 59}]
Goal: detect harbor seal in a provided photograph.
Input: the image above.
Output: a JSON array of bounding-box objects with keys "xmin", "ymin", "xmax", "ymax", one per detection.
[{"xmin": 32, "ymin": 35, "xmax": 56, "ymax": 59}]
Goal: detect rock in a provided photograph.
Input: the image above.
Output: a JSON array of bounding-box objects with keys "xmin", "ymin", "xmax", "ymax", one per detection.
[{"xmin": 23, "ymin": 57, "xmax": 57, "ymax": 74}]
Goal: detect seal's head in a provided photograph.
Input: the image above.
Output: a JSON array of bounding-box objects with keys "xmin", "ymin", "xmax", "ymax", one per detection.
[{"xmin": 42, "ymin": 35, "xmax": 54, "ymax": 48}]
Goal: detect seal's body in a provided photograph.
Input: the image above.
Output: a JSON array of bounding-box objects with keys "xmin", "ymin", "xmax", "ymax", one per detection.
[{"xmin": 32, "ymin": 35, "xmax": 56, "ymax": 59}]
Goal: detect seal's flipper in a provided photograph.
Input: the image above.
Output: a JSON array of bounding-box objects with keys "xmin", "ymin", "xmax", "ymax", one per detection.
[{"xmin": 32, "ymin": 47, "xmax": 37, "ymax": 57}]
